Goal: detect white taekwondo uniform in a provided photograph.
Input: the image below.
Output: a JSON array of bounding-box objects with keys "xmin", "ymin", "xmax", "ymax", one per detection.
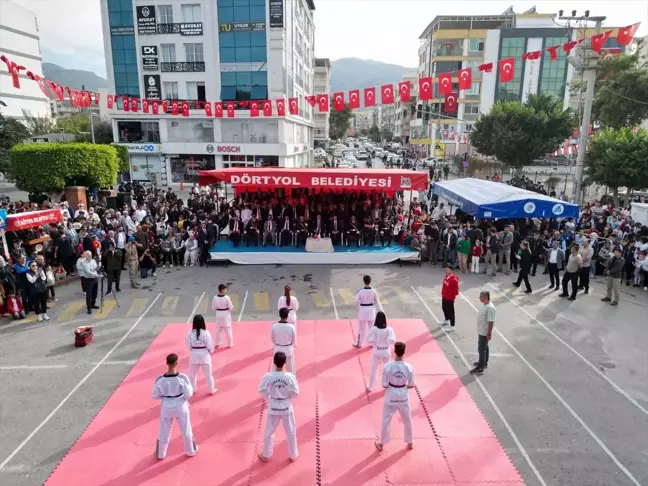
[
  {"xmin": 212, "ymin": 293, "xmax": 234, "ymax": 347},
  {"xmin": 152, "ymin": 372, "xmax": 197, "ymax": 459},
  {"xmin": 258, "ymin": 370, "xmax": 300, "ymax": 460},
  {"xmin": 185, "ymin": 328, "xmax": 216, "ymax": 394},
  {"xmin": 380, "ymin": 360, "xmax": 415, "ymax": 446},
  {"xmin": 277, "ymin": 295, "xmax": 299, "ymax": 325},
  {"xmin": 366, "ymin": 326, "xmax": 396, "ymax": 391},
  {"xmin": 271, "ymin": 320, "xmax": 297, "ymax": 372},
  {"xmin": 355, "ymin": 286, "xmax": 379, "ymax": 346}
]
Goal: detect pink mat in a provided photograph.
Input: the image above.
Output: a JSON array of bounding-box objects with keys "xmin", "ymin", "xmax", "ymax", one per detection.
[{"xmin": 45, "ymin": 319, "xmax": 523, "ymax": 486}]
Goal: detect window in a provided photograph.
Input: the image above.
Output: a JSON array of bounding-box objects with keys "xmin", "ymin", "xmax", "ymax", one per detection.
[
  {"xmin": 186, "ymin": 81, "xmax": 206, "ymax": 101},
  {"xmin": 466, "ymin": 60, "xmax": 481, "ymax": 69},
  {"xmin": 539, "ymin": 36, "xmax": 569, "ymax": 101},
  {"xmin": 184, "ymin": 43, "xmax": 204, "ymax": 62},
  {"xmin": 181, "ymin": 4, "xmax": 201, "ymax": 23},
  {"xmin": 220, "ymin": 70, "xmax": 268, "ymax": 102},
  {"xmin": 496, "ymin": 37, "xmax": 526, "ymax": 102},
  {"xmin": 467, "ymin": 82, "xmax": 480, "ymax": 95},
  {"xmin": 163, "ymin": 81, "xmax": 179, "ymax": 99},
  {"xmin": 219, "ymin": 21, "xmax": 267, "ymax": 65},
  {"xmin": 109, "ymin": 0, "xmax": 139, "ymax": 99},
  {"xmin": 158, "ymin": 5, "xmax": 173, "ymax": 23},
  {"xmin": 469, "ymin": 38, "xmax": 485, "ymax": 52},
  {"xmin": 160, "ymin": 44, "xmax": 176, "ymax": 62},
  {"xmin": 464, "ymin": 104, "xmax": 480, "ymax": 115}
]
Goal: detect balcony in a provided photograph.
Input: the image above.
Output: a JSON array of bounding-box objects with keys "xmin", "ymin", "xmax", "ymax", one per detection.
[
  {"xmin": 432, "ymin": 41, "xmax": 464, "ymax": 58},
  {"xmin": 157, "ymin": 23, "xmax": 203, "ymax": 36},
  {"xmin": 160, "ymin": 62, "xmax": 206, "ymax": 73}
]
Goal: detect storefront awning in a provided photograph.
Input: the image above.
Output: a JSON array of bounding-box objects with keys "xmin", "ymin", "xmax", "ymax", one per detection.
[
  {"xmin": 198, "ymin": 168, "xmax": 429, "ymax": 192},
  {"xmin": 5, "ymin": 209, "xmax": 63, "ymax": 232}
]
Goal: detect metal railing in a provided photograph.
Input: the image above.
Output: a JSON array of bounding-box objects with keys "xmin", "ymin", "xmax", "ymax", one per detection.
[{"xmin": 160, "ymin": 61, "xmax": 206, "ymax": 72}]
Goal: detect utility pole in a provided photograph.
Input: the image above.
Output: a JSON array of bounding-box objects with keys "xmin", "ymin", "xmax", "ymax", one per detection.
[
  {"xmin": 561, "ymin": 13, "xmax": 606, "ymax": 205},
  {"xmin": 89, "ymin": 112, "xmax": 96, "ymax": 144}
]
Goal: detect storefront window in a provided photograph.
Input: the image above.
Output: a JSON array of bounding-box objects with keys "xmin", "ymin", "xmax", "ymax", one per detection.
[
  {"xmin": 117, "ymin": 121, "xmax": 160, "ymax": 142},
  {"xmin": 222, "ymin": 155, "xmax": 278, "ymax": 168},
  {"xmin": 171, "ymin": 155, "xmax": 215, "ymax": 182}
]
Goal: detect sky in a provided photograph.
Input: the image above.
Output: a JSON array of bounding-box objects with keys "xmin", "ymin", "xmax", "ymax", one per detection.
[{"xmin": 6, "ymin": 0, "xmax": 648, "ymax": 77}]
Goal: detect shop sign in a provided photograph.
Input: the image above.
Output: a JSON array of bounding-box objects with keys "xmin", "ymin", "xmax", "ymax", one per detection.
[
  {"xmin": 180, "ymin": 23, "xmax": 203, "ymax": 36},
  {"xmin": 216, "ymin": 145, "xmax": 241, "ymax": 153},
  {"xmin": 143, "ymin": 74, "xmax": 161, "ymax": 100},
  {"xmin": 219, "ymin": 22, "xmax": 266, "ymax": 32},
  {"xmin": 136, "ymin": 5, "xmax": 157, "ymax": 35},
  {"xmin": 110, "ymin": 26, "xmax": 134, "ymax": 35},
  {"xmin": 141, "ymin": 46, "xmax": 158, "ymax": 70},
  {"xmin": 269, "ymin": 0, "xmax": 284, "ymax": 28},
  {"xmin": 123, "ymin": 144, "xmax": 161, "ymax": 153}
]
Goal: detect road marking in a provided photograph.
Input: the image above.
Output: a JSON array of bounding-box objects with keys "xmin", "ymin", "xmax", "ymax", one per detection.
[
  {"xmin": 94, "ymin": 300, "xmax": 117, "ymax": 319},
  {"xmin": 329, "ymin": 287, "xmax": 339, "ymax": 320},
  {"xmin": 338, "ymin": 288, "xmax": 355, "ymax": 305},
  {"xmin": 0, "ymin": 292, "xmax": 163, "ymax": 472},
  {"xmin": 0, "ymin": 365, "xmax": 69, "ymax": 370},
  {"xmin": 193, "ymin": 294, "xmax": 209, "ymax": 316},
  {"xmin": 311, "ymin": 290, "xmax": 329, "ymax": 308},
  {"xmin": 98, "ymin": 360, "xmax": 137, "ymax": 366},
  {"xmin": 187, "ymin": 292, "xmax": 205, "ymax": 323},
  {"xmin": 253, "ymin": 292, "xmax": 269, "ymax": 311},
  {"xmin": 230, "ymin": 293, "xmax": 239, "ymax": 310},
  {"xmin": 411, "ymin": 285, "xmax": 547, "ymax": 486},
  {"xmin": 237, "ymin": 290, "xmax": 248, "ymax": 322},
  {"xmin": 126, "ymin": 298, "xmax": 148, "ymax": 317},
  {"xmin": 161, "ymin": 296, "xmax": 179, "ymax": 315},
  {"xmin": 459, "ymin": 292, "xmax": 641, "ymax": 486},
  {"xmin": 488, "ymin": 283, "xmax": 648, "ymax": 416},
  {"xmin": 58, "ymin": 301, "xmax": 85, "ymax": 321},
  {"xmin": 397, "ymin": 288, "xmax": 417, "ymax": 305}
]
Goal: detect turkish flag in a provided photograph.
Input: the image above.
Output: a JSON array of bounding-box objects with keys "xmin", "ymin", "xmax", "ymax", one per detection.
[
  {"xmin": 478, "ymin": 63, "xmax": 493, "ymax": 73},
  {"xmin": 181, "ymin": 101, "xmax": 190, "ymax": 117},
  {"xmin": 499, "ymin": 57, "xmax": 515, "ymax": 83},
  {"xmin": 0, "ymin": 55, "xmax": 25, "ymax": 88},
  {"xmin": 250, "ymin": 101, "xmax": 259, "ymax": 117},
  {"xmin": 617, "ymin": 23, "xmax": 640, "ymax": 46},
  {"xmin": 444, "ymin": 93, "xmax": 458, "ymax": 113},
  {"xmin": 123, "ymin": 97, "xmax": 130, "ymax": 112},
  {"xmin": 131, "ymin": 98, "xmax": 139, "ymax": 112},
  {"xmin": 458, "ymin": 68, "xmax": 472, "ymax": 90},
  {"xmin": 333, "ymin": 92, "xmax": 345, "ymax": 111},
  {"xmin": 107, "ymin": 95, "xmax": 114, "ymax": 109},
  {"xmin": 226, "ymin": 102, "xmax": 236, "ymax": 118},
  {"xmin": 214, "ymin": 102, "xmax": 223, "ymax": 118},
  {"xmin": 381, "ymin": 84, "xmax": 394, "ymax": 104},
  {"xmin": 438, "ymin": 73, "xmax": 452, "ymax": 95},
  {"xmin": 563, "ymin": 39, "xmax": 584, "ymax": 54},
  {"xmin": 348, "ymin": 89, "xmax": 360, "ymax": 109},
  {"xmin": 522, "ymin": 50, "xmax": 542, "ymax": 60},
  {"xmin": 418, "ymin": 77, "xmax": 432, "ymax": 101},
  {"xmin": 276, "ymin": 99, "xmax": 286, "ymax": 116},
  {"xmin": 152, "ymin": 100, "xmax": 159, "ymax": 115},
  {"xmin": 94, "ymin": 92, "xmax": 100, "ymax": 105},
  {"xmin": 171, "ymin": 101, "xmax": 179, "ymax": 115},
  {"xmin": 317, "ymin": 94, "xmax": 329, "ymax": 112},
  {"xmin": 398, "ymin": 81, "xmax": 410, "ymax": 102},
  {"xmin": 591, "ymin": 30, "xmax": 612, "ymax": 52},
  {"xmin": 263, "ymin": 100, "xmax": 273, "ymax": 116},
  {"xmin": 26, "ymin": 72, "xmax": 49, "ymax": 97},
  {"xmin": 162, "ymin": 100, "xmax": 169, "ymax": 113},
  {"xmin": 305, "ymin": 95, "xmax": 316, "ymax": 107},
  {"xmin": 288, "ymin": 97, "xmax": 298, "ymax": 115},
  {"xmin": 205, "ymin": 102, "xmax": 212, "ymax": 117},
  {"xmin": 364, "ymin": 87, "xmax": 376, "ymax": 107},
  {"xmin": 546, "ymin": 46, "xmax": 559, "ymax": 60},
  {"xmin": 142, "ymin": 99, "xmax": 149, "ymax": 113}
]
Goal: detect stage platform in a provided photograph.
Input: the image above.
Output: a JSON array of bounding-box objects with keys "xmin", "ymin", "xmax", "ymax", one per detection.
[
  {"xmin": 45, "ymin": 319, "xmax": 522, "ymax": 486},
  {"xmin": 208, "ymin": 240, "xmax": 418, "ymax": 265}
]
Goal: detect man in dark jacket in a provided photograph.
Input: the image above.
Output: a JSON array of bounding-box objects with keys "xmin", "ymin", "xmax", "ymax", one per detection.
[
  {"xmin": 601, "ymin": 247, "xmax": 625, "ymax": 306},
  {"xmin": 512, "ymin": 241, "xmax": 533, "ymax": 293},
  {"xmin": 104, "ymin": 243, "xmax": 123, "ymax": 294}
]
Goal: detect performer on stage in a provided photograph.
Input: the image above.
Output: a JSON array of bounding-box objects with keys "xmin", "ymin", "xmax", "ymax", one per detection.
[
  {"xmin": 354, "ymin": 275, "xmax": 379, "ymax": 348},
  {"xmin": 375, "ymin": 342, "xmax": 415, "ymax": 452},
  {"xmin": 212, "ymin": 283, "xmax": 234, "ymax": 347},
  {"xmin": 258, "ymin": 351, "xmax": 300, "ymax": 463},
  {"xmin": 366, "ymin": 311, "xmax": 396, "ymax": 392},
  {"xmin": 271, "ymin": 307, "xmax": 297, "ymax": 372},
  {"xmin": 185, "ymin": 314, "xmax": 216, "ymax": 394},
  {"xmin": 277, "ymin": 285, "xmax": 299, "ymax": 330},
  {"xmin": 152, "ymin": 353, "xmax": 198, "ymax": 459}
]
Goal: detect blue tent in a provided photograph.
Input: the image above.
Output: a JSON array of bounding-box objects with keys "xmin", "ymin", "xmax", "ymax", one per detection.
[{"xmin": 432, "ymin": 178, "xmax": 579, "ymax": 219}]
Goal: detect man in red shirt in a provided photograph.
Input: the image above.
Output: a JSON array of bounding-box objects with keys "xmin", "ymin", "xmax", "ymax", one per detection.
[{"xmin": 441, "ymin": 266, "xmax": 459, "ymax": 331}]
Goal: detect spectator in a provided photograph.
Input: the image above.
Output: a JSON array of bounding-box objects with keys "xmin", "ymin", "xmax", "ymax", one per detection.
[
  {"xmin": 26, "ymin": 260, "xmax": 48, "ymax": 321},
  {"xmin": 602, "ymin": 247, "xmax": 625, "ymax": 306}
]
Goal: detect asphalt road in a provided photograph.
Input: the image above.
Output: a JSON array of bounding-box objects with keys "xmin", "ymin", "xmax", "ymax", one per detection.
[{"xmin": 0, "ymin": 262, "xmax": 647, "ymax": 486}]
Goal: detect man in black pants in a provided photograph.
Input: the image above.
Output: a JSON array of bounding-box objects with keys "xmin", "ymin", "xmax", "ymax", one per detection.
[
  {"xmin": 440, "ymin": 266, "xmax": 459, "ymax": 331},
  {"xmin": 104, "ymin": 243, "xmax": 122, "ymax": 294},
  {"xmin": 560, "ymin": 245, "xmax": 583, "ymax": 301},
  {"xmin": 512, "ymin": 241, "xmax": 533, "ymax": 293},
  {"xmin": 545, "ymin": 240, "xmax": 564, "ymax": 291},
  {"xmin": 76, "ymin": 251, "xmax": 100, "ymax": 314}
]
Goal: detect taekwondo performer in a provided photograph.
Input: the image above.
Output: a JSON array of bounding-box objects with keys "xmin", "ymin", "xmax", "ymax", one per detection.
[
  {"xmin": 185, "ymin": 314, "xmax": 216, "ymax": 395},
  {"xmin": 271, "ymin": 307, "xmax": 297, "ymax": 372},
  {"xmin": 277, "ymin": 285, "xmax": 299, "ymax": 341},
  {"xmin": 152, "ymin": 353, "xmax": 198, "ymax": 459},
  {"xmin": 354, "ymin": 275, "xmax": 380, "ymax": 348},
  {"xmin": 212, "ymin": 283, "xmax": 234, "ymax": 347},
  {"xmin": 258, "ymin": 351, "xmax": 300, "ymax": 463},
  {"xmin": 375, "ymin": 342, "xmax": 415, "ymax": 452},
  {"xmin": 366, "ymin": 311, "xmax": 396, "ymax": 392}
]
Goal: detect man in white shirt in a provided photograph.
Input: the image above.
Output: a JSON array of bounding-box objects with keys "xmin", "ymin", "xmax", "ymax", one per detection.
[
  {"xmin": 271, "ymin": 308, "xmax": 297, "ymax": 372},
  {"xmin": 354, "ymin": 275, "xmax": 379, "ymax": 348},
  {"xmin": 74, "ymin": 203, "xmax": 88, "ymax": 220},
  {"xmin": 470, "ymin": 291, "xmax": 496, "ymax": 375},
  {"xmin": 134, "ymin": 204, "xmax": 148, "ymax": 223},
  {"xmin": 76, "ymin": 251, "xmax": 100, "ymax": 314}
]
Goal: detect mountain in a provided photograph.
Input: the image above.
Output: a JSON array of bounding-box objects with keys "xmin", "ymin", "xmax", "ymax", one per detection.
[
  {"xmin": 329, "ymin": 58, "xmax": 415, "ymax": 94},
  {"xmin": 42, "ymin": 63, "xmax": 107, "ymax": 91}
]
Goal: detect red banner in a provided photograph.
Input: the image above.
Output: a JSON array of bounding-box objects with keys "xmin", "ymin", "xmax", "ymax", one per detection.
[
  {"xmin": 198, "ymin": 168, "xmax": 428, "ymax": 192},
  {"xmin": 6, "ymin": 209, "xmax": 63, "ymax": 232}
]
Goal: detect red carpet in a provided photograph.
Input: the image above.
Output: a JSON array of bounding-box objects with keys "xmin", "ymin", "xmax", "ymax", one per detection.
[{"xmin": 45, "ymin": 319, "xmax": 523, "ymax": 486}]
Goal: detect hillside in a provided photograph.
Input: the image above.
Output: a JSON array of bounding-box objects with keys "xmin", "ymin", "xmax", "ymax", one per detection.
[
  {"xmin": 42, "ymin": 63, "xmax": 107, "ymax": 91},
  {"xmin": 330, "ymin": 58, "xmax": 415, "ymax": 94}
]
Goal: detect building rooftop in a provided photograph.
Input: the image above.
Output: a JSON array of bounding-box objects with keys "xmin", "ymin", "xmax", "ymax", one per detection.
[
  {"xmin": 314, "ymin": 58, "xmax": 331, "ymax": 68},
  {"xmin": 419, "ymin": 14, "xmax": 515, "ymax": 39}
]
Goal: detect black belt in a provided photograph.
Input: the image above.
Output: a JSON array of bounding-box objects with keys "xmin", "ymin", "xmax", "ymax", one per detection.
[
  {"xmin": 275, "ymin": 343, "xmax": 293, "ymax": 347},
  {"xmin": 389, "ymin": 383, "xmax": 406, "ymax": 388},
  {"xmin": 360, "ymin": 303, "xmax": 373, "ymax": 306},
  {"xmin": 163, "ymin": 393, "xmax": 183, "ymax": 398},
  {"xmin": 191, "ymin": 346, "xmax": 206, "ymax": 349},
  {"xmin": 216, "ymin": 308, "xmax": 229, "ymax": 311}
]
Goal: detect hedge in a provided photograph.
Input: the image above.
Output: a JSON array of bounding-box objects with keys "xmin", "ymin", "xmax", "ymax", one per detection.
[
  {"xmin": 8, "ymin": 143, "xmax": 119, "ymax": 194},
  {"xmin": 112, "ymin": 144, "xmax": 130, "ymax": 173}
]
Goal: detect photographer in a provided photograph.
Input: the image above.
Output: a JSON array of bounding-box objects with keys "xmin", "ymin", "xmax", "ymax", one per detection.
[
  {"xmin": 139, "ymin": 247, "xmax": 157, "ymax": 279},
  {"xmin": 104, "ymin": 243, "xmax": 123, "ymax": 294}
]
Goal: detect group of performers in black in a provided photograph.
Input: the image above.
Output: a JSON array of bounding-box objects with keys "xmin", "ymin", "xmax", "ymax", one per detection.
[{"xmin": 226, "ymin": 189, "xmax": 402, "ymax": 249}]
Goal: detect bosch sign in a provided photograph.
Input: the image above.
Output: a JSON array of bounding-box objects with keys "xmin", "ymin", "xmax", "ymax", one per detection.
[{"xmin": 217, "ymin": 145, "xmax": 241, "ymax": 153}]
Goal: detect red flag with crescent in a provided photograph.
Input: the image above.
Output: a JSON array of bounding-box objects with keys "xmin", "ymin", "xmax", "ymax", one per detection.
[
  {"xmin": 617, "ymin": 23, "xmax": 640, "ymax": 46},
  {"xmin": 263, "ymin": 99, "xmax": 273, "ymax": 116},
  {"xmin": 333, "ymin": 92, "xmax": 345, "ymax": 111},
  {"xmin": 317, "ymin": 94, "xmax": 329, "ymax": 112},
  {"xmin": 348, "ymin": 89, "xmax": 360, "ymax": 109},
  {"xmin": 214, "ymin": 102, "xmax": 223, "ymax": 118},
  {"xmin": 171, "ymin": 100, "xmax": 179, "ymax": 115},
  {"xmin": 444, "ymin": 93, "xmax": 457, "ymax": 113},
  {"xmin": 162, "ymin": 100, "xmax": 169, "ymax": 113},
  {"xmin": 364, "ymin": 87, "xmax": 376, "ymax": 107},
  {"xmin": 204, "ymin": 101, "xmax": 212, "ymax": 117},
  {"xmin": 152, "ymin": 100, "xmax": 159, "ymax": 115},
  {"xmin": 0, "ymin": 55, "xmax": 25, "ymax": 88},
  {"xmin": 499, "ymin": 57, "xmax": 515, "ymax": 83},
  {"xmin": 398, "ymin": 81, "xmax": 410, "ymax": 102},
  {"xmin": 107, "ymin": 95, "xmax": 114, "ymax": 109},
  {"xmin": 250, "ymin": 101, "xmax": 259, "ymax": 117},
  {"xmin": 381, "ymin": 84, "xmax": 394, "ymax": 104},
  {"xmin": 123, "ymin": 97, "xmax": 130, "ymax": 112},
  {"xmin": 288, "ymin": 97, "xmax": 298, "ymax": 115},
  {"xmin": 591, "ymin": 30, "xmax": 612, "ymax": 53},
  {"xmin": 226, "ymin": 102, "xmax": 236, "ymax": 118},
  {"xmin": 142, "ymin": 99, "xmax": 149, "ymax": 113},
  {"xmin": 458, "ymin": 68, "xmax": 472, "ymax": 90},
  {"xmin": 418, "ymin": 77, "xmax": 432, "ymax": 101},
  {"xmin": 305, "ymin": 95, "xmax": 316, "ymax": 107},
  {"xmin": 438, "ymin": 73, "xmax": 452, "ymax": 95},
  {"xmin": 276, "ymin": 98, "xmax": 286, "ymax": 116},
  {"xmin": 131, "ymin": 98, "xmax": 139, "ymax": 112}
]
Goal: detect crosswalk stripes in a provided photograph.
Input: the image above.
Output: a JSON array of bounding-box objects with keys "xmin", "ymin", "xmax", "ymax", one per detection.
[
  {"xmin": 126, "ymin": 298, "xmax": 148, "ymax": 317},
  {"xmin": 229, "ymin": 293, "xmax": 239, "ymax": 310},
  {"xmin": 95, "ymin": 301, "xmax": 117, "ymax": 319},
  {"xmin": 58, "ymin": 301, "xmax": 85, "ymax": 320},
  {"xmin": 193, "ymin": 295, "xmax": 209, "ymax": 316},
  {"xmin": 338, "ymin": 288, "xmax": 356, "ymax": 305},
  {"xmin": 253, "ymin": 292, "xmax": 270, "ymax": 311},
  {"xmin": 311, "ymin": 290, "xmax": 329, "ymax": 308},
  {"xmin": 396, "ymin": 288, "xmax": 417, "ymax": 305},
  {"xmin": 161, "ymin": 296, "xmax": 179, "ymax": 316}
]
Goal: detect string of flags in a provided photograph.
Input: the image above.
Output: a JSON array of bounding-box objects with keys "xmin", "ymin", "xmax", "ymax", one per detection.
[{"xmin": 0, "ymin": 23, "xmax": 640, "ymax": 119}]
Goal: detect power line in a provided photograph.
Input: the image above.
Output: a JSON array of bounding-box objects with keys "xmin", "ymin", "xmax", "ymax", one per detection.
[{"xmin": 595, "ymin": 82, "xmax": 648, "ymax": 106}]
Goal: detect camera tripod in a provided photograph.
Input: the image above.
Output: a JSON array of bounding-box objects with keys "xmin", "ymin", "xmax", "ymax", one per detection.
[{"xmin": 99, "ymin": 270, "xmax": 121, "ymax": 313}]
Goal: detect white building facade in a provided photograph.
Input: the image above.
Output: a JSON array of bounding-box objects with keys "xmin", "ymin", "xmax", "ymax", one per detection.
[
  {"xmin": 313, "ymin": 57, "xmax": 330, "ymax": 148},
  {"xmin": 100, "ymin": 0, "xmax": 316, "ymax": 185},
  {"xmin": 0, "ymin": 1, "xmax": 50, "ymax": 119}
]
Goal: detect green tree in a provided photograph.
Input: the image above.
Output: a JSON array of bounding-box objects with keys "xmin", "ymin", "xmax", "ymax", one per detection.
[
  {"xmin": 21, "ymin": 109, "xmax": 55, "ymax": 136},
  {"xmin": 368, "ymin": 124, "xmax": 381, "ymax": 142},
  {"xmin": 0, "ymin": 112, "xmax": 30, "ymax": 175},
  {"xmin": 112, "ymin": 143, "xmax": 130, "ymax": 173},
  {"xmin": 329, "ymin": 101, "xmax": 352, "ymax": 141},
  {"xmin": 56, "ymin": 115, "xmax": 114, "ymax": 144},
  {"xmin": 470, "ymin": 93, "xmax": 574, "ymax": 172},
  {"xmin": 585, "ymin": 127, "xmax": 648, "ymax": 205},
  {"xmin": 590, "ymin": 51, "xmax": 648, "ymax": 129},
  {"xmin": 381, "ymin": 128, "xmax": 393, "ymax": 142},
  {"xmin": 7, "ymin": 143, "xmax": 119, "ymax": 193}
]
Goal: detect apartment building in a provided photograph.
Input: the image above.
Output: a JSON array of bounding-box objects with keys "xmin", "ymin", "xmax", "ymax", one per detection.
[
  {"xmin": 313, "ymin": 57, "xmax": 330, "ymax": 148},
  {"xmin": 100, "ymin": 0, "xmax": 316, "ymax": 185}
]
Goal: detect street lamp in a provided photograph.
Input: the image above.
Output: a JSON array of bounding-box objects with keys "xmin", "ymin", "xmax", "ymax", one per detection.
[{"xmin": 89, "ymin": 112, "xmax": 100, "ymax": 144}]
